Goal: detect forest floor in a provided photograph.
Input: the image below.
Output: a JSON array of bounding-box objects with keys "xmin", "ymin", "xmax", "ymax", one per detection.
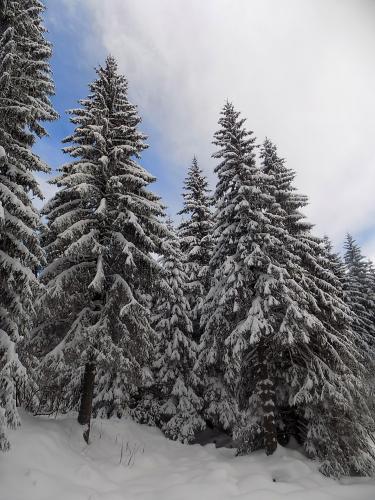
[{"xmin": 2, "ymin": 411, "xmax": 375, "ymax": 500}]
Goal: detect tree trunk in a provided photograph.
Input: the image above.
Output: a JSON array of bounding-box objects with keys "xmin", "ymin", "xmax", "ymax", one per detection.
[
  {"xmin": 257, "ymin": 343, "xmax": 277, "ymax": 455},
  {"xmin": 78, "ymin": 362, "xmax": 95, "ymax": 443}
]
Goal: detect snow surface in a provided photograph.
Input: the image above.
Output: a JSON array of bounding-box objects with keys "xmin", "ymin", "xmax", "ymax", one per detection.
[{"xmin": 2, "ymin": 412, "xmax": 375, "ymax": 500}]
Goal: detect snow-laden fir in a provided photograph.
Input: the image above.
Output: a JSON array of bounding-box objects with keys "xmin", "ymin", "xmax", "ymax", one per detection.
[
  {"xmin": 31, "ymin": 56, "xmax": 167, "ymax": 439},
  {"xmin": 0, "ymin": 0, "xmax": 57, "ymax": 450},
  {"xmin": 344, "ymin": 234, "xmax": 375, "ymax": 356},
  {"xmin": 178, "ymin": 157, "xmax": 213, "ymax": 341},
  {"xmin": 198, "ymin": 102, "xmax": 375, "ymax": 476},
  {"xmin": 142, "ymin": 220, "xmax": 205, "ymax": 442}
]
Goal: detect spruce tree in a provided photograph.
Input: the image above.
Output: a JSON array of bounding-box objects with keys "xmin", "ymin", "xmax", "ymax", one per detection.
[
  {"xmin": 343, "ymin": 234, "xmax": 375, "ymax": 376},
  {"xmin": 0, "ymin": 0, "xmax": 57, "ymax": 450},
  {"xmin": 33, "ymin": 56, "xmax": 167, "ymax": 441},
  {"xmin": 198, "ymin": 102, "xmax": 284, "ymax": 441},
  {"xmin": 258, "ymin": 138, "xmax": 375, "ymax": 476},
  {"xmin": 364, "ymin": 259, "xmax": 375, "ymax": 406},
  {"xmin": 344, "ymin": 234, "xmax": 375, "ymax": 349},
  {"xmin": 322, "ymin": 236, "xmax": 347, "ymax": 296},
  {"xmin": 199, "ymin": 112, "xmax": 375, "ymax": 475},
  {"xmin": 178, "ymin": 157, "xmax": 213, "ymax": 340},
  {"xmin": 199, "ymin": 106, "xmax": 317, "ymax": 455},
  {"xmin": 152, "ymin": 220, "xmax": 204, "ymax": 442}
]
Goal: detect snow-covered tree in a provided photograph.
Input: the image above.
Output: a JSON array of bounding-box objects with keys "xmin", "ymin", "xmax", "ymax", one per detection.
[
  {"xmin": 0, "ymin": 0, "xmax": 57, "ymax": 450},
  {"xmin": 344, "ymin": 234, "xmax": 375, "ymax": 351},
  {"xmin": 198, "ymin": 101, "xmax": 280, "ymax": 440},
  {"xmin": 257, "ymin": 138, "xmax": 375, "ymax": 476},
  {"xmin": 152, "ymin": 220, "xmax": 204, "ymax": 442},
  {"xmin": 343, "ymin": 234, "xmax": 375, "ymax": 401},
  {"xmin": 199, "ymin": 106, "xmax": 316, "ymax": 455},
  {"xmin": 322, "ymin": 236, "xmax": 347, "ymax": 296},
  {"xmin": 33, "ymin": 56, "xmax": 167, "ymax": 441},
  {"xmin": 199, "ymin": 114, "xmax": 375, "ymax": 475},
  {"xmin": 178, "ymin": 157, "xmax": 213, "ymax": 340}
]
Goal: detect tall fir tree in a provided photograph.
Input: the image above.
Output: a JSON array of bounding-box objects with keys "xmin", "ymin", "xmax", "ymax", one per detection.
[
  {"xmin": 257, "ymin": 138, "xmax": 375, "ymax": 476},
  {"xmin": 260, "ymin": 138, "xmax": 312, "ymax": 236},
  {"xmin": 33, "ymin": 56, "xmax": 167, "ymax": 441},
  {"xmin": 0, "ymin": 0, "xmax": 57, "ymax": 450},
  {"xmin": 178, "ymin": 157, "xmax": 213, "ymax": 340},
  {"xmin": 199, "ymin": 106, "xmax": 318, "ymax": 455},
  {"xmin": 199, "ymin": 111, "xmax": 375, "ymax": 475},
  {"xmin": 152, "ymin": 219, "xmax": 204, "ymax": 442},
  {"xmin": 343, "ymin": 234, "xmax": 375, "ymax": 366},
  {"xmin": 322, "ymin": 235, "xmax": 347, "ymax": 297},
  {"xmin": 198, "ymin": 102, "xmax": 284, "ymax": 440}
]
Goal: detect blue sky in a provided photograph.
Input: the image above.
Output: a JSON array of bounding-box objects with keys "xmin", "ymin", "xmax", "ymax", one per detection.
[{"xmin": 34, "ymin": 0, "xmax": 375, "ymax": 259}]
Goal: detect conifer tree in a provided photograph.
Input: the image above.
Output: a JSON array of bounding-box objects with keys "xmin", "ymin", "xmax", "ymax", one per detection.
[
  {"xmin": 198, "ymin": 102, "xmax": 285, "ymax": 443},
  {"xmin": 322, "ymin": 236, "xmax": 347, "ymax": 296},
  {"xmin": 200, "ymin": 107, "xmax": 318, "ymax": 455},
  {"xmin": 33, "ymin": 56, "xmax": 167, "ymax": 442},
  {"xmin": 178, "ymin": 157, "xmax": 213, "ymax": 340},
  {"xmin": 260, "ymin": 138, "xmax": 312, "ymax": 236},
  {"xmin": 199, "ymin": 112, "xmax": 375, "ymax": 475},
  {"xmin": 343, "ymin": 234, "xmax": 375, "ymax": 364},
  {"xmin": 257, "ymin": 138, "xmax": 375, "ymax": 476},
  {"xmin": 0, "ymin": 0, "xmax": 57, "ymax": 450},
  {"xmin": 152, "ymin": 220, "xmax": 204, "ymax": 442}
]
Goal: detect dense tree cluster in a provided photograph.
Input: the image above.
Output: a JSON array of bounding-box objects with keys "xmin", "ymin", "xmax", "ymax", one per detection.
[{"xmin": 1, "ymin": 1, "xmax": 375, "ymax": 479}]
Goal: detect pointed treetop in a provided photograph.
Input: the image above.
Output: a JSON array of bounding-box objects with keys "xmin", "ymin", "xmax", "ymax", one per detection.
[
  {"xmin": 344, "ymin": 234, "xmax": 365, "ymax": 268},
  {"xmin": 261, "ymin": 137, "xmax": 285, "ymax": 172}
]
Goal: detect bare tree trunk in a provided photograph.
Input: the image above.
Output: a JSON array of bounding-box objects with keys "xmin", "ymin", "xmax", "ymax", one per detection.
[
  {"xmin": 257, "ymin": 343, "xmax": 277, "ymax": 455},
  {"xmin": 78, "ymin": 362, "xmax": 95, "ymax": 443}
]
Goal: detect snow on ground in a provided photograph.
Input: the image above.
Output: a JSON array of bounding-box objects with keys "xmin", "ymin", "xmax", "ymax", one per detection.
[{"xmin": 1, "ymin": 412, "xmax": 375, "ymax": 500}]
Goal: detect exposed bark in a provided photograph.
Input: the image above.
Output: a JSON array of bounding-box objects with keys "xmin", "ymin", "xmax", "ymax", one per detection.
[{"xmin": 78, "ymin": 362, "xmax": 95, "ymax": 443}]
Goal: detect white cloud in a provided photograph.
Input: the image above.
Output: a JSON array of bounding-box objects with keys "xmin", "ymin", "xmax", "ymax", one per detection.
[
  {"xmin": 363, "ymin": 236, "xmax": 375, "ymax": 264},
  {"xmin": 67, "ymin": 0, "xmax": 375, "ymax": 248}
]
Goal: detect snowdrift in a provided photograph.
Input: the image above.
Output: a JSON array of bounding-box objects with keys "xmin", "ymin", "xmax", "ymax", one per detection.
[{"xmin": 1, "ymin": 412, "xmax": 375, "ymax": 500}]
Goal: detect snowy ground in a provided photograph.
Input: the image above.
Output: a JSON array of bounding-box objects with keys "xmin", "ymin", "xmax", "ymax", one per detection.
[{"xmin": 2, "ymin": 412, "xmax": 375, "ymax": 500}]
